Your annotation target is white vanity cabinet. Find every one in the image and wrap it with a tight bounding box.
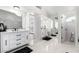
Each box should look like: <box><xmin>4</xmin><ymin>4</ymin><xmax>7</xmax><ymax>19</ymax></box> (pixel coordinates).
<box><xmin>0</xmin><ymin>31</ymin><xmax>28</xmax><ymax>53</ymax></box>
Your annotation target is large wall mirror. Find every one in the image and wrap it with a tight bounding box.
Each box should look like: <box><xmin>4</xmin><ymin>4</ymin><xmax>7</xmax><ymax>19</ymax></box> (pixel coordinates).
<box><xmin>0</xmin><ymin>6</ymin><xmax>22</xmax><ymax>29</ymax></box>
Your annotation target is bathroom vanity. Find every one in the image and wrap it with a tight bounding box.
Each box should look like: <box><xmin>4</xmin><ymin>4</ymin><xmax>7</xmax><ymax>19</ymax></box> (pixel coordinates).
<box><xmin>0</xmin><ymin>31</ymin><xmax>28</xmax><ymax>53</ymax></box>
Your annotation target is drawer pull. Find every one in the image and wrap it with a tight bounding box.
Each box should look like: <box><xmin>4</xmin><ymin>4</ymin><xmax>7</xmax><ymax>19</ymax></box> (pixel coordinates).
<box><xmin>16</xmin><ymin>43</ymin><xmax>21</xmax><ymax>45</ymax></box>
<box><xmin>26</xmin><ymin>36</ymin><xmax>28</xmax><ymax>39</ymax></box>
<box><xmin>5</xmin><ymin>40</ymin><xmax>7</xmax><ymax>46</ymax></box>
<box><xmin>16</xmin><ymin>39</ymin><xmax>21</xmax><ymax>41</ymax></box>
<box><xmin>16</xmin><ymin>34</ymin><xmax>21</xmax><ymax>36</ymax></box>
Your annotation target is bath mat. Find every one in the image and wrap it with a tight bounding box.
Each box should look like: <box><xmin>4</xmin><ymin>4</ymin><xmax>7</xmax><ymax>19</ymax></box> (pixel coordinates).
<box><xmin>14</xmin><ymin>47</ymin><xmax>33</xmax><ymax>53</ymax></box>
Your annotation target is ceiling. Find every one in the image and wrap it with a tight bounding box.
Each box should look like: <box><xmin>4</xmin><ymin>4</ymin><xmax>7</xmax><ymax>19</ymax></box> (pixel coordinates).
<box><xmin>0</xmin><ymin>6</ymin><xmax>77</xmax><ymax>19</ymax></box>
<box><xmin>42</xmin><ymin>6</ymin><xmax>76</xmax><ymax>17</ymax></box>
<box><xmin>21</xmin><ymin>6</ymin><xmax>77</xmax><ymax>19</ymax></box>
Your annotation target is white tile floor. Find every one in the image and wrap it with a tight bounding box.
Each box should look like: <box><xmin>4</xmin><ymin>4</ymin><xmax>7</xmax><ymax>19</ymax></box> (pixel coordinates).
<box><xmin>28</xmin><ymin>37</ymin><xmax>79</xmax><ymax>53</ymax></box>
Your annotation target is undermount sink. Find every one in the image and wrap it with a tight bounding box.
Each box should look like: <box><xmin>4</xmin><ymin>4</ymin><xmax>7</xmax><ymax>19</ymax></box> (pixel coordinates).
<box><xmin>42</xmin><ymin>36</ymin><xmax>52</xmax><ymax>41</ymax></box>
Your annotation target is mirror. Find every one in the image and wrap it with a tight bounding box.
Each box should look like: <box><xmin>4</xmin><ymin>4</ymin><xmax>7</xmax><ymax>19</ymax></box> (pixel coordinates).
<box><xmin>0</xmin><ymin>6</ymin><xmax>22</xmax><ymax>29</ymax></box>
<box><xmin>41</xmin><ymin>14</ymin><xmax>59</xmax><ymax>41</ymax></box>
<box><xmin>61</xmin><ymin>15</ymin><xmax>76</xmax><ymax>45</ymax></box>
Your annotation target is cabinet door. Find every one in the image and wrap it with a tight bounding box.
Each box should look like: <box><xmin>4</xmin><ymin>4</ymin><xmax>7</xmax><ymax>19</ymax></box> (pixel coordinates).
<box><xmin>1</xmin><ymin>33</ymin><xmax>10</xmax><ymax>52</ymax></box>
<box><xmin>9</xmin><ymin>33</ymin><xmax>17</xmax><ymax>50</ymax></box>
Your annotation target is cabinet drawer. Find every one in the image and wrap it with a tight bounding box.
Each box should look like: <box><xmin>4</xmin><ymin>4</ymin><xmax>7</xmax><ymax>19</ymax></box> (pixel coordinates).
<box><xmin>16</xmin><ymin>42</ymin><xmax>24</xmax><ymax>47</ymax></box>
<box><xmin>16</xmin><ymin>37</ymin><xmax>28</xmax><ymax>47</ymax></box>
<box><xmin>16</xmin><ymin>32</ymin><xmax>27</xmax><ymax>37</ymax></box>
<box><xmin>16</xmin><ymin>34</ymin><xmax>21</xmax><ymax>37</ymax></box>
<box><xmin>16</xmin><ymin>38</ymin><xmax>22</xmax><ymax>41</ymax></box>
<box><xmin>16</xmin><ymin>35</ymin><xmax>27</xmax><ymax>42</ymax></box>
<box><xmin>16</xmin><ymin>42</ymin><xmax>22</xmax><ymax>46</ymax></box>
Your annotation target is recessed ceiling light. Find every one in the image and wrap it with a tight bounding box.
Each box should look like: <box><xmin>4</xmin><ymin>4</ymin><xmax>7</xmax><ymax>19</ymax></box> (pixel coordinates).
<box><xmin>13</xmin><ymin>6</ymin><xmax>20</xmax><ymax>9</ymax></box>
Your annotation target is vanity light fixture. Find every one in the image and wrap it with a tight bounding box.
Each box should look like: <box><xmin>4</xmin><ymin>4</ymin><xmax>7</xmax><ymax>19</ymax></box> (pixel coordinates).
<box><xmin>66</xmin><ymin>16</ymin><xmax>76</xmax><ymax>22</ymax></box>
